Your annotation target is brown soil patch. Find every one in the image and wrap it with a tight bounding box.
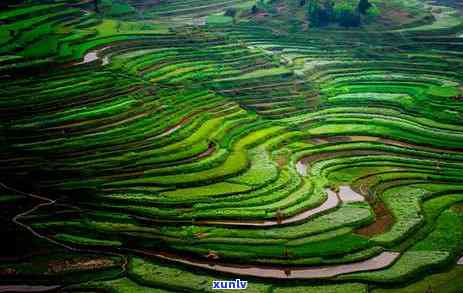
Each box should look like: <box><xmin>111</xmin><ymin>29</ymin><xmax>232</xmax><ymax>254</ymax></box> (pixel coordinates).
<box><xmin>385</xmin><ymin>10</ymin><xmax>411</xmax><ymax>23</ymax></box>
<box><xmin>194</xmin><ymin>232</ymin><xmax>209</xmax><ymax>239</ymax></box>
<box><xmin>306</xmin><ymin>137</ymin><xmax>328</xmax><ymax>144</ymax></box>
<box><xmin>452</xmin><ymin>203</ymin><xmax>463</xmax><ymax>213</ymax></box>
<box><xmin>355</xmin><ymin>201</ymin><xmax>394</xmax><ymax>237</ymax></box>
<box><xmin>322</xmin><ymin>136</ymin><xmax>352</xmax><ymax>142</ymax></box>
<box><xmin>46</xmin><ymin>257</ymin><xmax>115</xmax><ymax>274</ymax></box>
<box><xmin>275</xmin><ymin>155</ymin><xmax>288</xmax><ymax>167</ymax></box>
<box><xmin>255</xmin><ymin>12</ymin><xmax>270</xmax><ymax>18</ymax></box>
<box><xmin>377</xmin><ymin>4</ymin><xmax>414</xmax><ymax>26</ymax></box>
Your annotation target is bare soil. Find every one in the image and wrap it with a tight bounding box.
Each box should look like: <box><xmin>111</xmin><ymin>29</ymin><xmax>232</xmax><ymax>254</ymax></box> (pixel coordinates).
<box><xmin>46</xmin><ymin>257</ymin><xmax>115</xmax><ymax>274</ymax></box>
<box><xmin>355</xmin><ymin>200</ymin><xmax>394</xmax><ymax>237</ymax></box>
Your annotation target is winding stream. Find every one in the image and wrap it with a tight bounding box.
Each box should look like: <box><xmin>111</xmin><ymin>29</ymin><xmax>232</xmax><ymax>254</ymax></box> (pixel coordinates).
<box><xmin>1</xmin><ymin>183</ymin><xmax>129</xmax><ymax>277</ymax></box>
<box><xmin>135</xmin><ymin>249</ymin><xmax>400</xmax><ymax>279</ymax></box>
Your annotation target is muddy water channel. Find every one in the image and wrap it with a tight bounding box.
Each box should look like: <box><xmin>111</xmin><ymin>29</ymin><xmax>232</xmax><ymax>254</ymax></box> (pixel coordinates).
<box><xmin>136</xmin><ymin>250</ymin><xmax>400</xmax><ymax>279</ymax></box>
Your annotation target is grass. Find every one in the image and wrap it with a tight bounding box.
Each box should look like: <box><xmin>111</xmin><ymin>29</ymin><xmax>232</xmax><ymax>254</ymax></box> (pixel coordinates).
<box><xmin>76</xmin><ymin>277</ymin><xmax>171</xmax><ymax>293</ymax></box>
<box><xmin>54</xmin><ymin>234</ymin><xmax>122</xmax><ymax>247</ymax></box>
<box><xmin>273</xmin><ymin>283</ymin><xmax>368</xmax><ymax>293</ymax></box>
<box><xmin>129</xmin><ymin>257</ymin><xmax>272</xmax><ymax>293</ymax></box>
<box><xmin>341</xmin><ymin>207</ymin><xmax>463</xmax><ymax>283</ymax></box>
<box><xmin>1</xmin><ymin>0</ymin><xmax>463</xmax><ymax>291</ymax></box>
<box><xmin>207</xmin><ymin>15</ymin><xmax>234</xmax><ymax>25</ymax></box>
<box><xmin>160</xmin><ymin>182</ymin><xmax>252</xmax><ymax>199</ymax></box>
<box><xmin>373</xmin><ymin>266</ymin><xmax>463</xmax><ymax>293</ymax></box>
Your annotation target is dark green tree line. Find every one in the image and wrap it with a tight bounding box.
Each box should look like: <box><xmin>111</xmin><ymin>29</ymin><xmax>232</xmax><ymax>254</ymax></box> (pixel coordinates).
<box><xmin>306</xmin><ymin>0</ymin><xmax>376</xmax><ymax>27</ymax></box>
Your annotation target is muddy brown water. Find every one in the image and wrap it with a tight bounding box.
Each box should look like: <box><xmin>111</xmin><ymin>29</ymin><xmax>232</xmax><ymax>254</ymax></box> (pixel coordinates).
<box><xmin>295</xmin><ymin>158</ymin><xmax>394</xmax><ymax>237</ymax></box>
<box><xmin>295</xmin><ymin>158</ymin><xmax>365</xmax><ymax>203</ymax></box>
<box><xmin>80</xmin><ymin>51</ymin><xmax>98</xmax><ymax>64</ymax></box>
<box><xmin>355</xmin><ymin>197</ymin><xmax>394</xmax><ymax>237</ymax></box>
<box><xmin>337</xmin><ymin>186</ymin><xmax>365</xmax><ymax>202</ymax></box>
<box><xmin>77</xmin><ymin>46</ymin><xmax>112</xmax><ymax>65</ymax></box>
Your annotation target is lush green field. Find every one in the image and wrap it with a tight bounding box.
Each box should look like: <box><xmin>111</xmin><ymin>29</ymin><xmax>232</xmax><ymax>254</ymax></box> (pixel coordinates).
<box><xmin>1</xmin><ymin>0</ymin><xmax>463</xmax><ymax>292</ymax></box>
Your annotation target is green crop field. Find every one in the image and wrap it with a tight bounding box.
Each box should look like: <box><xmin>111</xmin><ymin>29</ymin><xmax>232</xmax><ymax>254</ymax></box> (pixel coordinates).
<box><xmin>0</xmin><ymin>0</ymin><xmax>462</xmax><ymax>292</ymax></box>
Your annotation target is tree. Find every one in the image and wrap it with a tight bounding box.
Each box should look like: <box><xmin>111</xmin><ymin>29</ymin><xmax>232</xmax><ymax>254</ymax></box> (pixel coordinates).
<box><xmin>307</xmin><ymin>0</ymin><xmax>371</xmax><ymax>27</ymax></box>
<box><xmin>358</xmin><ymin>0</ymin><xmax>372</xmax><ymax>14</ymax></box>
<box><xmin>224</xmin><ymin>8</ymin><xmax>237</xmax><ymax>18</ymax></box>
<box><xmin>0</xmin><ymin>0</ymin><xmax>23</xmax><ymax>10</ymax></box>
<box><xmin>94</xmin><ymin>0</ymin><xmax>99</xmax><ymax>13</ymax></box>
<box><xmin>251</xmin><ymin>4</ymin><xmax>258</xmax><ymax>14</ymax></box>
<box><xmin>308</xmin><ymin>0</ymin><xmax>333</xmax><ymax>27</ymax></box>
<box><xmin>334</xmin><ymin>0</ymin><xmax>361</xmax><ymax>27</ymax></box>
<box><xmin>338</xmin><ymin>8</ymin><xmax>360</xmax><ymax>27</ymax></box>
<box><xmin>307</xmin><ymin>0</ymin><xmax>322</xmax><ymax>26</ymax></box>
<box><xmin>323</xmin><ymin>0</ymin><xmax>334</xmax><ymax>22</ymax></box>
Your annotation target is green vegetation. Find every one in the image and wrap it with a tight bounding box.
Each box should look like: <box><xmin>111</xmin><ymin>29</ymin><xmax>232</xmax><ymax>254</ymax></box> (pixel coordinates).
<box><xmin>373</xmin><ymin>266</ymin><xmax>463</xmax><ymax>293</ymax></box>
<box><xmin>307</xmin><ymin>0</ymin><xmax>378</xmax><ymax>27</ymax></box>
<box><xmin>1</xmin><ymin>0</ymin><xmax>463</xmax><ymax>292</ymax></box>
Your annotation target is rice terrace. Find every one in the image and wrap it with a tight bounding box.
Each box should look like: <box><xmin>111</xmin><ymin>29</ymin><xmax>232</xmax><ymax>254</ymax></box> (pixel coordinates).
<box><xmin>1</xmin><ymin>0</ymin><xmax>463</xmax><ymax>292</ymax></box>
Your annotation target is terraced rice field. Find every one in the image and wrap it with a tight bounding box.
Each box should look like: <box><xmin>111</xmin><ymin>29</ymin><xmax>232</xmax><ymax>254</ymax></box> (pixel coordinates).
<box><xmin>1</xmin><ymin>0</ymin><xmax>463</xmax><ymax>292</ymax></box>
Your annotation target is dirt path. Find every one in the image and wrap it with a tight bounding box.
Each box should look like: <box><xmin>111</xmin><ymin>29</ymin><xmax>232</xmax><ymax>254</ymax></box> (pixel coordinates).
<box><xmin>152</xmin><ymin>122</ymin><xmax>183</xmax><ymax>139</ymax></box>
<box><xmin>0</xmin><ymin>182</ymin><xmax>129</xmax><ymax>280</ymax></box>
